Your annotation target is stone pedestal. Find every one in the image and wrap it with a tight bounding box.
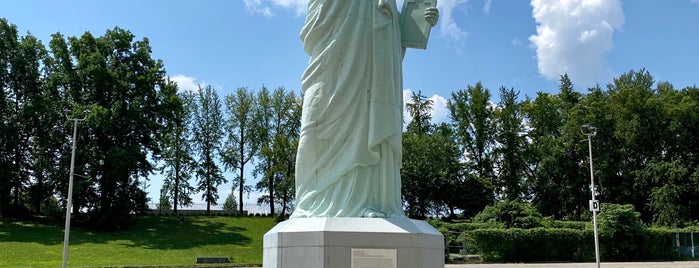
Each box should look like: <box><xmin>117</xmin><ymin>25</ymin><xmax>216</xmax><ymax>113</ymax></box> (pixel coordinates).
<box><xmin>263</xmin><ymin>217</ymin><xmax>444</xmax><ymax>268</ymax></box>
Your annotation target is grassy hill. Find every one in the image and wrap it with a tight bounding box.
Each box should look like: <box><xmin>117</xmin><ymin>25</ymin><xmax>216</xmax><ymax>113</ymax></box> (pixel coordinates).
<box><xmin>0</xmin><ymin>215</ymin><xmax>277</xmax><ymax>267</ymax></box>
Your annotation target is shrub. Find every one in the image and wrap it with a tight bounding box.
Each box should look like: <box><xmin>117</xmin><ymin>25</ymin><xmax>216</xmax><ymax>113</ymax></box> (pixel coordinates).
<box><xmin>464</xmin><ymin>228</ymin><xmax>593</xmax><ymax>262</ymax></box>
<box><xmin>473</xmin><ymin>200</ymin><xmax>543</xmax><ymax>229</ymax></box>
<box><xmin>597</xmin><ymin>203</ymin><xmax>644</xmax><ymax>261</ymax></box>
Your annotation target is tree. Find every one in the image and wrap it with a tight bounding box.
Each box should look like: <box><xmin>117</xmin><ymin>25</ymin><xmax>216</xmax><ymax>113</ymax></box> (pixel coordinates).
<box><xmin>254</xmin><ymin>87</ymin><xmax>300</xmax><ymax>216</ymax></box>
<box><xmin>158</xmin><ymin>89</ymin><xmax>196</xmax><ymax>213</ymax></box>
<box><xmin>60</xmin><ymin>27</ymin><xmax>176</xmax><ymax>230</ymax></box>
<box><xmin>0</xmin><ymin>19</ymin><xmax>15</xmax><ymax>218</ymax></box>
<box><xmin>0</xmin><ymin>20</ymin><xmax>54</xmax><ymax>218</ymax></box>
<box><xmin>448</xmin><ymin>82</ymin><xmax>496</xmax><ymax>202</ymax></box>
<box><xmin>402</xmin><ymin>92</ymin><xmax>474</xmax><ymax>218</ymax></box>
<box><xmin>493</xmin><ymin>87</ymin><xmax>528</xmax><ymax>201</ymax></box>
<box><xmin>405</xmin><ymin>90</ymin><xmax>433</xmax><ymax>135</ymax></box>
<box><xmin>157</xmin><ymin>187</ymin><xmax>171</xmax><ymax>212</ymax></box>
<box><xmin>192</xmin><ymin>85</ymin><xmax>225</xmax><ymax>213</ymax></box>
<box><xmin>222</xmin><ymin>87</ymin><xmax>259</xmax><ymax>214</ymax></box>
<box><xmin>604</xmin><ymin>69</ymin><xmax>665</xmax><ymax>222</ymax></box>
<box><xmin>222</xmin><ymin>192</ymin><xmax>239</xmax><ymax>213</ymax></box>
<box><xmin>25</xmin><ymin>33</ymin><xmax>64</xmax><ymax>216</ymax></box>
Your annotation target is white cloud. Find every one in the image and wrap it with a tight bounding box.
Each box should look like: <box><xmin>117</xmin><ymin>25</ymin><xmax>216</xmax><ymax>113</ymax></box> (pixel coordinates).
<box><xmin>483</xmin><ymin>0</ymin><xmax>493</xmax><ymax>14</ymax></box>
<box><xmin>243</xmin><ymin>0</ymin><xmax>307</xmax><ymax>17</ymax></box>
<box><xmin>402</xmin><ymin>89</ymin><xmax>450</xmax><ymax>126</ymax></box>
<box><xmin>511</xmin><ymin>37</ymin><xmax>523</xmax><ymax>47</ymax></box>
<box><xmin>271</xmin><ymin>0</ymin><xmax>308</xmax><ymax>15</ymax></box>
<box><xmin>429</xmin><ymin>94</ymin><xmax>449</xmax><ymax>123</ymax></box>
<box><xmin>170</xmin><ymin>74</ymin><xmax>199</xmax><ymax>92</ymax></box>
<box><xmin>437</xmin><ymin>0</ymin><xmax>468</xmax><ymax>41</ymax></box>
<box><xmin>529</xmin><ymin>0</ymin><xmax>624</xmax><ymax>86</ymax></box>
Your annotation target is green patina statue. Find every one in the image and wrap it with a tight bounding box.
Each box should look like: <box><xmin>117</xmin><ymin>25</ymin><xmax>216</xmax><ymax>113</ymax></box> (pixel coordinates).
<box><xmin>291</xmin><ymin>0</ymin><xmax>438</xmax><ymax>218</ymax></box>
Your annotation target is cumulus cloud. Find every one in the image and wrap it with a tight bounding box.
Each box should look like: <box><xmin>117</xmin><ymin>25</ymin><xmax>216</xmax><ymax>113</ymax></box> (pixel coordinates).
<box><xmin>437</xmin><ymin>0</ymin><xmax>468</xmax><ymax>41</ymax></box>
<box><xmin>243</xmin><ymin>0</ymin><xmax>307</xmax><ymax>17</ymax></box>
<box><xmin>529</xmin><ymin>0</ymin><xmax>624</xmax><ymax>86</ymax></box>
<box><xmin>271</xmin><ymin>0</ymin><xmax>308</xmax><ymax>15</ymax></box>
<box><xmin>170</xmin><ymin>74</ymin><xmax>199</xmax><ymax>92</ymax></box>
<box><xmin>403</xmin><ymin>89</ymin><xmax>450</xmax><ymax>125</ymax></box>
<box><xmin>243</xmin><ymin>0</ymin><xmax>275</xmax><ymax>17</ymax></box>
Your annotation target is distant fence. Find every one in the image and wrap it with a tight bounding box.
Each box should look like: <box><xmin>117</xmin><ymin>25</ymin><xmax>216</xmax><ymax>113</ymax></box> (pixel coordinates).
<box><xmin>147</xmin><ymin>202</ymin><xmax>277</xmax><ymax>216</ymax></box>
<box><xmin>676</xmin><ymin>231</ymin><xmax>698</xmax><ymax>259</ymax></box>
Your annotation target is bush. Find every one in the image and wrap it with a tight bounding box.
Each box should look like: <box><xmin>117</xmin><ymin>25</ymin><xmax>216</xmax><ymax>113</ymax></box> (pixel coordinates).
<box><xmin>641</xmin><ymin>227</ymin><xmax>678</xmax><ymax>260</ymax></box>
<box><xmin>541</xmin><ymin>216</ymin><xmax>588</xmax><ymax>230</ymax></box>
<box><xmin>222</xmin><ymin>193</ymin><xmax>240</xmax><ymax>215</ymax></box>
<box><xmin>597</xmin><ymin>203</ymin><xmax>645</xmax><ymax>261</ymax></box>
<box><xmin>473</xmin><ymin>200</ymin><xmax>543</xmax><ymax>229</ymax></box>
<box><xmin>464</xmin><ymin>228</ymin><xmax>593</xmax><ymax>262</ymax></box>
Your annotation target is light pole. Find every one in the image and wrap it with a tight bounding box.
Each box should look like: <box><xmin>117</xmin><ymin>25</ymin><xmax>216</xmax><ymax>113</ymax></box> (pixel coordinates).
<box><xmin>581</xmin><ymin>124</ymin><xmax>600</xmax><ymax>268</ymax></box>
<box><xmin>62</xmin><ymin>110</ymin><xmax>88</xmax><ymax>268</ymax></box>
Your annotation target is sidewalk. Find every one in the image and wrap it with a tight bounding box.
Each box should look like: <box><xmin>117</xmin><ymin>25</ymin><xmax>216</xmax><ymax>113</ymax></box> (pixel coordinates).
<box><xmin>446</xmin><ymin>262</ymin><xmax>699</xmax><ymax>268</ymax></box>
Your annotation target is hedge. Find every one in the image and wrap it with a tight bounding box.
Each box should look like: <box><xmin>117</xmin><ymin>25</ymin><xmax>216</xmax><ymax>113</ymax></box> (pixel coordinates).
<box><xmin>460</xmin><ymin>227</ymin><xmax>680</xmax><ymax>262</ymax></box>
<box><xmin>463</xmin><ymin>228</ymin><xmax>593</xmax><ymax>262</ymax></box>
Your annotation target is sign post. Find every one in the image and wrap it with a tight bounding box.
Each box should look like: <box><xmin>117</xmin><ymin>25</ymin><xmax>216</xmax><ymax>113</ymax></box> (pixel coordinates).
<box><xmin>582</xmin><ymin>124</ymin><xmax>601</xmax><ymax>268</ymax></box>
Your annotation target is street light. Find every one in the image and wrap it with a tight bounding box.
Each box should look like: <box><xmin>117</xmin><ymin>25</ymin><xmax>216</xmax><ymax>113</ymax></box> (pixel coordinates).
<box><xmin>62</xmin><ymin>110</ymin><xmax>88</xmax><ymax>268</ymax></box>
<box><xmin>581</xmin><ymin>124</ymin><xmax>600</xmax><ymax>268</ymax></box>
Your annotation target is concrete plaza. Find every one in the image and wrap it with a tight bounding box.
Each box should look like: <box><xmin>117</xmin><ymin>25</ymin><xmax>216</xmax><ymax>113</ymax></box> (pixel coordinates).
<box><xmin>446</xmin><ymin>262</ymin><xmax>699</xmax><ymax>268</ymax></box>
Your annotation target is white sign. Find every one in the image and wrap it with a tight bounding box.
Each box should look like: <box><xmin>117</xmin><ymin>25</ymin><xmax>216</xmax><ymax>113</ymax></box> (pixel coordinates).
<box><xmin>351</xmin><ymin>248</ymin><xmax>397</xmax><ymax>268</ymax></box>
<box><xmin>589</xmin><ymin>200</ymin><xmax>600</xmax><ymax>212</ymax></box>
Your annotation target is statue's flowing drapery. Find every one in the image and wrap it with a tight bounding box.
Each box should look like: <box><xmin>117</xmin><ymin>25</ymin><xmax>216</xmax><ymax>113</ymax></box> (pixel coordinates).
<box><xmin>291</xmin><ymin>0</ymin><xmax>405</xmax><ymax>218</ymax></box>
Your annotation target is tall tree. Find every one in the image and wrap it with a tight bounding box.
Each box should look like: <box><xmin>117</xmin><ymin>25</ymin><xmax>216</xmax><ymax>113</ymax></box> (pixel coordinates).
<box><xmin>524</xmin><ymin>74</ymin><xmax>588</xmax><ymax>220</ymax></box>
<box><xmin>604</xmin><ymin>69</ymin><xmax>665</xmax><ymax>222</ymax></box>
<box><xmin>192</xmin><ymin>85</ymin><xmax>225</xmax><ymax>213</ymax></box>
<box><xmin>402</xmin><ymin>92</ymin><xmax>472</xmax><ymax>218</ymax></box>
<box><xmin>271</xmin><ymin>92</ymin><xmax>302</xmax><ymax>217</ymax></box>
<box><xmin>402</xmin><ymin>91</ymin><xmax>435</xmax><ymax>218</ymax></box>
<box><xmin>158</xmin><ymin>89</ymin><xmax>196</xmax><ymax>213</ymax></box>
<box><xmin>0</xmin><ymin>19</ymin><xmax>15</xmax><ymax>217</ymax></box>
<box><xmin>254</xmin><ymin>87</ymin><xmax>299</xmax><ymax>216</ymax></box>
<box><xmin>448</xmin><ymin>82</ymin><xmax>496</xmax><ymax>201</ymax></box>
<box><xmin>405</xmin><ymin>90</ymin><xmax>433</xmax><ymax>135</ymax></box>
<box><xmin>0</xmin><ymin>19</ymin><xmax>34</xmax><ymax>217</ymax></box>
<box><xmin>494</xmin><ymin>87</ymin><xmax>528</xmax><ymax>201</ymax></box>
<box><xmin>23</xmin><ymin>33</ymin><xmax>63</xmax><ymax>215</ymax></box>
<box><xmin>222</xmin><ymin>87</ymin><xmax>259</xmax><ymax>214</ymax></box>
<box><xmin>60</xmin><ymin>27</ymin><xmax>177</xmax><ymax>229</ymax></box>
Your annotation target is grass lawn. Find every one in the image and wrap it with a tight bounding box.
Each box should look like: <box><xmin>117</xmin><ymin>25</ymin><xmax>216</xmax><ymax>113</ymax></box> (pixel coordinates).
<box><xmin>0</xmin><ymin>215</ymin><xmax>277</xmax><ymax>267</ymax></box>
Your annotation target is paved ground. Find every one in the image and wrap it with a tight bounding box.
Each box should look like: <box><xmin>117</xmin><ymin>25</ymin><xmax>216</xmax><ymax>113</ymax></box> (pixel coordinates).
<box><xmin>446</xmin><ymin>262</ymin><xmax>699</xmax><ymax>268</ymax></box>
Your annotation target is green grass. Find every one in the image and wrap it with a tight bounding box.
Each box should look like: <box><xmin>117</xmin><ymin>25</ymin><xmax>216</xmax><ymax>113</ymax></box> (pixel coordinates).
<box><xmin>0</xmin><ymin>215</ymin><xmax>277</xmax><ymax>267</ymax></box>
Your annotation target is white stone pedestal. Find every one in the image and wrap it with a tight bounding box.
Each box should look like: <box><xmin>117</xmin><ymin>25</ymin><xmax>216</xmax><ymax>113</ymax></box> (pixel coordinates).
<box><xmin>263</xmin><ymin>217</ymin><xmax>444</xmax><ymax>268</ymax></box>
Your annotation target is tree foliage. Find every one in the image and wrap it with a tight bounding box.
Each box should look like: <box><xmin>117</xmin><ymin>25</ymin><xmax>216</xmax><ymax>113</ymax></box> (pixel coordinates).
<box><xmin>221</xmin><ymin>87</ymin><xmax>259</xmax><ymax>214</ymax></box>
<box><xmin>192</xmin><ymin>85</ymin><xmax>225</xmax><ymax>213</ymax></box>
<box><xmin>158</xmin><ymin>90</ymin><xmax>197</xmax><ymax>213</ymax></box>
<box><xmin>4</xmin><ymin>17</ymin><xmax>699</xmax><ymax>229</ymax></box>
<box><xmin>254</xmin><ymin>87</ymin><xmax>300</xmax><ymax>217</ymax></box>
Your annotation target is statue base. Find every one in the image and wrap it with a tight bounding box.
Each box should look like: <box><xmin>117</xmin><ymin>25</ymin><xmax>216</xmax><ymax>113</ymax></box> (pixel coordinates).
<box><xmin>263</xmin><ymin>217</ymin><xmax>444</xmax><ymax>268</ymax></box>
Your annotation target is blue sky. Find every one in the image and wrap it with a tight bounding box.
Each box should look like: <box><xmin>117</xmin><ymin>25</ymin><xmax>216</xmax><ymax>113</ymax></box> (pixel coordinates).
<box><xmin>3</xmin><ymin>0</ymin><xmax>698</xmax><ymax>209</ymax></box>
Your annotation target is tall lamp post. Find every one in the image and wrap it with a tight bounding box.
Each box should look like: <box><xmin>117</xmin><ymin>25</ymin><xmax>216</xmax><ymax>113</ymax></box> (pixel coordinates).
<box><xmin>581</xmin><ymin>124</ymin><xmax>600</xmax><ymax>268</ymax></box>
<box><xmin>62</xmin><ymin>110</ymin><xmax>88</xmax><ymax>268</ymax></box>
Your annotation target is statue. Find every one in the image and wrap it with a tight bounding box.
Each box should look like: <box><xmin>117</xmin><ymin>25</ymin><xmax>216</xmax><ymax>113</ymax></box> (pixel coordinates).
<box><xmin>291</xmin><ymin>0</ymin><xmax>439</xmax><ymax>218</ymax></box>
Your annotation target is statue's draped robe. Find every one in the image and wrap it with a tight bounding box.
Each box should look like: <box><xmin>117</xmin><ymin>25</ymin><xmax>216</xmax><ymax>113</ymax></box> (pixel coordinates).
<box><xmin>291</xmin><ymin>0</ymin><xmax>405</xmax><ymax>218</ymax></box>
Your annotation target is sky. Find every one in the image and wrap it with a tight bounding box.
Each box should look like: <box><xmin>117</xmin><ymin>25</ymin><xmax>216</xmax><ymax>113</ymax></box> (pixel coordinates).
<box><xmin>3</xmin><ymin>0</ymin><xmax>698</xmax><ymax>210</ymax></box>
